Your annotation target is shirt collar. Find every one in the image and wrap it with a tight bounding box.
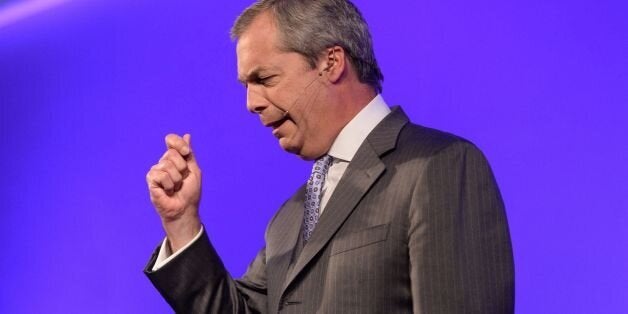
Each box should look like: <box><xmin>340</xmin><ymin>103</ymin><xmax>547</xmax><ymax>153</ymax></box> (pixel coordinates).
<box><xmin>327</xmin><ymin>94</ymin><xmax>391</xmax><ymax>162</ymax></box>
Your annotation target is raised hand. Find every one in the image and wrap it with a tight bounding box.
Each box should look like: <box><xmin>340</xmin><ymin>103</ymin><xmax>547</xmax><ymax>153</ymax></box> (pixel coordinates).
<box><xmin>146</xmin><ymin>134</ymin><xmax>202</xmax><ymax>252</ymax></box>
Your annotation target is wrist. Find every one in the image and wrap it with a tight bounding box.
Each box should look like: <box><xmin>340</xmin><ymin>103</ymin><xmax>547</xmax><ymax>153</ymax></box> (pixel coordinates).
<box><xmin>162</xmin><ymin>214</ymin><xmax>202</xmax><ymax>253</ymax></box>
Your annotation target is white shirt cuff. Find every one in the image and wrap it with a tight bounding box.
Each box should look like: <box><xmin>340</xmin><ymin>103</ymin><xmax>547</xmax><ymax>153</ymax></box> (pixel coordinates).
<box><xmin>151</xmin><ymin>225</ymin><xmax>204</xmax><ymax>271</ymax></box>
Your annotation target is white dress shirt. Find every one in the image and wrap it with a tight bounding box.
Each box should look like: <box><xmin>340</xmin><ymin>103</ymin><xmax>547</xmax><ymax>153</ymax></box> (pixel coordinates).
<box><xmin>152</xmin><ymin>95</ymin><xmax>391</xmax><ymax>271</ymax></box>
<box><xmin>318</xmin><ymin>94</ymin><xmax>390</xmax><ymax>213</ymax></box>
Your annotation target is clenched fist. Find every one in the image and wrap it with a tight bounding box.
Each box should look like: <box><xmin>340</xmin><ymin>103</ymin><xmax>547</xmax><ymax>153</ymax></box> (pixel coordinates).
<box><xmin>146</xmin><ymin>134</ymin><xmax>202</xmax><ymax>252</ymax></box>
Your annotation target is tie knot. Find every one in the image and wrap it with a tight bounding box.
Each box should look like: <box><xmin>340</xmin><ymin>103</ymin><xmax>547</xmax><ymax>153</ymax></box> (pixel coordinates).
<box><xmin>312</xmin><ymin>155</ymin><xmax>333</xmax><ymax>174</ymax></box>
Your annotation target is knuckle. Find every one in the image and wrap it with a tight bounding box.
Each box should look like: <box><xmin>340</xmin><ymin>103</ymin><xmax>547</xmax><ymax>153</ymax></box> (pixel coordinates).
<box><xmin>155</xmin><ymin>171</ymin><xmax>170</xmax><ymax>183</ymax></box>
<box><xmin>164</xmin><ymin>159</ymin><xmax>177</xmax><ymax>170</ymax></box>
<box><xmin>146</xmin><ymin>167</ymin><xmax>159</xmax><ymax>181</ymax></box>
<box><xmin>160</xmin><ymin>150</ymin><xmax>172</xmax><ymax>161</ymax></box>
<box><xmin>158</xmin><ymin>159</ymin><xmax>173</xmax><ymax>171</ymax></box>
<box><xmin>165</xmin><ymin>133</ymin><xmax>179</xmax><ymax>143</ymax></box>
<box><xmin>167</xmin><ymin>148</ymin><xmax>183</xmax><ymax>160</ymax></box>
<box><xmin>151</xmin><ymin>170</ymin><xmax>163</xmax><ymax>181</ymax></box>
<box><xmin>172</xmin><ymin>170</ymin><xmax>183</xmax><ymax>181</ymax></box>
<box><xmin>160</xmin><ymin>176</ymin><xmax>173</xmax><ymax>188</ymax></box>
<box><xmin>170</xmin><ymin>155</ymin><xmax>188</xmax><ymax>170</ymax></box>
<box><xmin>153</xmin><ymin>162</ymin><xmax>164</xmax><ymax>171</ymax></box>
<box><xmin>164</xmin><ymin>156</ymin><xmax>186</xmax><ymax>172</ymax></box>
<box><xmin>161</xmin><ymin>148</ymin><xmax>181</xmax><ymax>161</ymax></box>
<box><xmin>166</xmin><ymin>134</ymin><xmax>183</xmax><ymax>147</ymax></box>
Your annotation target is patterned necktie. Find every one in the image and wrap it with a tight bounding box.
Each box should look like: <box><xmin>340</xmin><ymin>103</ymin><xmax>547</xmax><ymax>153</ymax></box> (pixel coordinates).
<box><xmin>303</xmin><ymin>155</ymin><xmax>333</xmax><ymax>242</ymax></box>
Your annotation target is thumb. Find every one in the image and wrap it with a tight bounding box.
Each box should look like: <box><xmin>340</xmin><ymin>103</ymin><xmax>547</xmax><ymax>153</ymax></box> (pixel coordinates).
<box><xmin>183</xmin><ymin>133</ymin><xmax>200</xmax><ymax>172</ymax></box>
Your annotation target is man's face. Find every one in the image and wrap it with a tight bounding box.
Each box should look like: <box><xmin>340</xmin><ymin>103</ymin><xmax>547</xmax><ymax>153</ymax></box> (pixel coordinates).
<box><xmin>236</xmin><ymin>12</ymin><xmax>337</xmax><ymax>160</ymax></box>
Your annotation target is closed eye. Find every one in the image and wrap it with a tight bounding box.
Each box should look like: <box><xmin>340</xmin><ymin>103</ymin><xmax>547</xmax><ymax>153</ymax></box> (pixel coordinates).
<box><xmin>255</xmin><ymin>75</ymin><xmax>276</xmax><ymax>86</ymax></box>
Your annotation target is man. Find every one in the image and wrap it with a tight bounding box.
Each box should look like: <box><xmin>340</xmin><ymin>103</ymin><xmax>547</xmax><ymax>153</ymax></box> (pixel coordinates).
<box><xmin>144</xmin><ymin>0</ymin><xmax>514</xmax><ymax>313</ymax></box>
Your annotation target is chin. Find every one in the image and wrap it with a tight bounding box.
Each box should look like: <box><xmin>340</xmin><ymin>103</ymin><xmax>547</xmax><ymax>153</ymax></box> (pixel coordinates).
<box><xmin>278</xmin><ymin>137</ymin><xmax>302</xmax><ymax>155</ymax></box>
<box><xmin>278</xmin><ymin>136</ymin><xmax>325</xmax><ymax>161</ymax></box>
<box><xmin>280</xmin><ymin>142</ymin><xmax>317</xmax><ymax>161</ymax></box>
<box><xmin>295</xmin><ymin>145</ymin><xmax>327</xmax><ymax>161</ymax></box>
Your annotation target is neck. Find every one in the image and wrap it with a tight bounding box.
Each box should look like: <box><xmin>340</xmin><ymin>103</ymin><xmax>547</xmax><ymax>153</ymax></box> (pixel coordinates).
<box><xmin>332</xmin><ymin>82</ymin><xmax>378</xmax><ymax>130</ymax></box>
<box><xmin>301</xmin><ymin>76</ymin><xmax>377</xmax><ymax>161</ymax></box>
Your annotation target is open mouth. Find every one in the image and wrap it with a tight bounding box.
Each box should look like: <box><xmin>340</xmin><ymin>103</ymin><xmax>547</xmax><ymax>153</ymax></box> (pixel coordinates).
<box><xmin>266</xmin><ymin>118</ymin><xmax>285</xmax><ymax>129</ymax></box>
<box><xmin>262</xmin><ymin>113</ymin><xmax>290</xmax><ymax>129</ymax></box>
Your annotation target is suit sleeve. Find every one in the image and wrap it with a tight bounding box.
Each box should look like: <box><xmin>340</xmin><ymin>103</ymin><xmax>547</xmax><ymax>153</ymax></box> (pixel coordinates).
<box><xmin>144</xmin><ymin>230</ymin><xmax>268</xmax><ymax>313</ymax></box>
<box><xmin>408</xmin><ymin>141</ymin><xmax>515</xmax><ymax>313</ymax></box>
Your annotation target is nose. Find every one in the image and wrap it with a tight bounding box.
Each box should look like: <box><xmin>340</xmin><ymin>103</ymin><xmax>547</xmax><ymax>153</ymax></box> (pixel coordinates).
<box><xmin>246</xmin><ymin>85</ymin><xmax>268</xmax><ymax>114</ymax></box>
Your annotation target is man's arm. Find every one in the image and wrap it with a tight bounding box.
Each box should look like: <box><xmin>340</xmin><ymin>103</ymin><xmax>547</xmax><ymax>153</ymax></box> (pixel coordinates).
<box><xmin>145</xmin><ymin>134</ymin><xmax>268</xmax><ymax>313</ymax></box>
<box><xmin>144</xmin><ymin>229</ymin><xmax>268</xmax><ymax>313</ymax></box>
<box><xmin>408</xmin><ymin>141</ymin><xmax>515</xmax><ymax>313</ymax></box>
<box><xmin>146</xmin><ymin>134</ymin><xmax>202</xmax><ymax>252</ymax></box>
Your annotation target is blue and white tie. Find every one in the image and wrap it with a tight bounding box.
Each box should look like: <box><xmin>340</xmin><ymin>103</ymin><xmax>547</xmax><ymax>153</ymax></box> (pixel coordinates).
<box><xmin>303</xmin><ymin>155</ymin><xmax>333</xmax><ymax>242</ymax></box>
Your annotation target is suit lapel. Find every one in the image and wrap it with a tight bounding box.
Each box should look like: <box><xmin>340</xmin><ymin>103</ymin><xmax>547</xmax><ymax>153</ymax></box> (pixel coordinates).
<box><xmin>280</xmin><ymin>107</ymin><xmax>409</xmax><ymax>293</ymax></box>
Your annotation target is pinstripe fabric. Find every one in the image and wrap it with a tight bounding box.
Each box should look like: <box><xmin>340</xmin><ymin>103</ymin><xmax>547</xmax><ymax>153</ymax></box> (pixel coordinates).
<box><xmin>145</xmin><ymin>107</ymin><xmax>515</xmax><ymax>313</ymax></box>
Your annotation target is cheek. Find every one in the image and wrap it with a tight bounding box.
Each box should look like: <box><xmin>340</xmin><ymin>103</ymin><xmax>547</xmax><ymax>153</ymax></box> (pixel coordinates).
<box><xmin>269</xmin><ymin>87</ymin><xmax>296</xmax><ymax>110</ymax></box>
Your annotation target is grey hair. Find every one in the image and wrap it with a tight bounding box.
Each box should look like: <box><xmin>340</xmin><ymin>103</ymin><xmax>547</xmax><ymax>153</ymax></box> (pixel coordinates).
<box><xmin>231</xmin><ymin>0</ymin><xmax>384</xmax><ymax>93</ymax></box>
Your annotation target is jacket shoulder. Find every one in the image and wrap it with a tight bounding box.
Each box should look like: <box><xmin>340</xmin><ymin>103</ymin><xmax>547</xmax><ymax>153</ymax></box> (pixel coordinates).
<box><xmin>395</xmin><ymin>122</ymin><xmax>480</xmax><ymax>158</ymax></box>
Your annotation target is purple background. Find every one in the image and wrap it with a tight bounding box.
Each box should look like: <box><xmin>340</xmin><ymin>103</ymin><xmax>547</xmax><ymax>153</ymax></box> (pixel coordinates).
<box><xmin>1</xmin><ymin>0</ymin><xmax>626</xmax><ymax>313</ymax></box>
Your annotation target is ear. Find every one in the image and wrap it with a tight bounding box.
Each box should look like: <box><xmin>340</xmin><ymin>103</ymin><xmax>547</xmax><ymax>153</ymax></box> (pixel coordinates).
<box><xmin>317</xmin><ymin>46</ymin><xmax>346</xmax><ymax>84</ymax></box>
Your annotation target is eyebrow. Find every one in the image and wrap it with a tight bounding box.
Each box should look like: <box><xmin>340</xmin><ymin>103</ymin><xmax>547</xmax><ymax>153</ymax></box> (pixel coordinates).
<box><xmin>237</xmin><ymin>66</ymin><xmax>274</xmax><ymax>84</ymax></box>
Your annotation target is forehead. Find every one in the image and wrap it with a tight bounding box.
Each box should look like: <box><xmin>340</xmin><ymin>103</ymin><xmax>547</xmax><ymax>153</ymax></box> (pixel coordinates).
<box><xmin>236</xmin><ymin>11</ymin><xmax>282</xmax><ymax>81</ymax></box>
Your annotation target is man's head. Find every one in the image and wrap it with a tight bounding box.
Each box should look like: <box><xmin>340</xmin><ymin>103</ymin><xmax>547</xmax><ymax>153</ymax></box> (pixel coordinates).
<box><xmin>233</xmin><ymin>0</ymin><xmax>383</xmax><ymax>160</ymax></box>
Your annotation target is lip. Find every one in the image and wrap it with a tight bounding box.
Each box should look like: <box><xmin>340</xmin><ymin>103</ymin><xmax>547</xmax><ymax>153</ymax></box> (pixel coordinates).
<box><xmin>271</xmin><ymin>119</ymin><xmax>286</xmax><ymax>137</ymax></box>
<box><xmin>261</xmin><ymin>114</ymin><xmax>287</xmax><ymax>128</ymax></box>
<box><xmin>263</xmin><ymin>119</ymin><xmax>283</xmax><ymax>128</ymax></box>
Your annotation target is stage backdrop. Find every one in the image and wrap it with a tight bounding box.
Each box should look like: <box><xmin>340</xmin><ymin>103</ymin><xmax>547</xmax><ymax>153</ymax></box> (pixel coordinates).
<box><xmin>0</xmin><ymin>0</ymin><xmax>626</xmax><ymax>313</ymax></box>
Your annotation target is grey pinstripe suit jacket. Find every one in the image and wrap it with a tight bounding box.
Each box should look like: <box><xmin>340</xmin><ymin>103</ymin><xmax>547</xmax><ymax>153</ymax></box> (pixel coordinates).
<box><xmin>145</xmin><ymin>107</ymin><xmax>515</xmax><ymax>313</ymax></box>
